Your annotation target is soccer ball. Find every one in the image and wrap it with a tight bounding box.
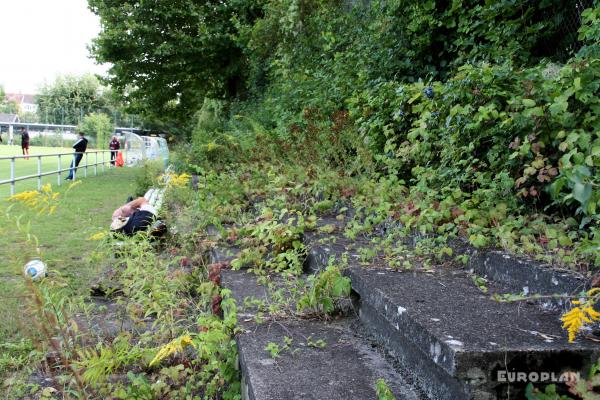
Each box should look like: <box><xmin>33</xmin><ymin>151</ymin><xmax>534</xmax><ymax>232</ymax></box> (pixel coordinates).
<box><xmin>24</xmin><ymin>259</ymin><xmax>47</xmax><ymax>281</ymax></box>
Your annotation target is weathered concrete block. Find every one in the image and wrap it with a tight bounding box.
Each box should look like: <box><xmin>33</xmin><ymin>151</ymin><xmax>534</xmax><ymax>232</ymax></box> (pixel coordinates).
<box><xmin>467</xmin><ymin>249</ymin><xmax>587</xmax><ymax>298</ymax></box>
<box><xmin>306</xmin><ymin>236</ymin><xmax>600</xmax><ymax>400</ymax></box>
<box><xmin>236</xmin><ymin>319</ymin><xmax>421</xmax><ymax>400</ymax></box>
<box><xmin>209</xmin><ymin>246</ymin><xmax>240</xmax><ymax>265</ymax></box>
<box><xmin>221</xmin><ymin>270</ymin><xmax>422</xmax><ymax>400</ymax></box>
<box><xmin>345</xmin><ymin>205</ymin><xmax>588</xmax><ymax>300</ymax></box>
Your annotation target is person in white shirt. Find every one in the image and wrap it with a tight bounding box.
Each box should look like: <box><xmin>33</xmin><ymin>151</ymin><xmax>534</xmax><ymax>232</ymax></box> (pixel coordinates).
<box><xmin>111</xmin><ymin>197</ymin><xmax>158</xmax><ymax>235</ymax></box>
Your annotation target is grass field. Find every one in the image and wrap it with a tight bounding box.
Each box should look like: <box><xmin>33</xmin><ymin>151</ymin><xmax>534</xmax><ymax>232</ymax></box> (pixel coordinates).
<box><xmin>0</xmin><ymin>166</ymin><xmax>140</xmax><ymax>376</ymax></box>
<box><xmin>0</xmin><ymin>145</ymin><xmax>109</xmax><ymax>197</ymax></box>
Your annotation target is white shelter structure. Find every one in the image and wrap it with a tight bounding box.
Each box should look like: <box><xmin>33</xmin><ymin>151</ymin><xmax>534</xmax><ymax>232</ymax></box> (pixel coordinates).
<box><xmin>124</xmin><ymin>132</ymin><xmax>169</xmax><ymax>167</ymax></box>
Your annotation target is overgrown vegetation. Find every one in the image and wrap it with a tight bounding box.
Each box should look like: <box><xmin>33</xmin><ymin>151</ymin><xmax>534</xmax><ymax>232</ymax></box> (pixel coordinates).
<box><xmin>93</xmin><ymin>0</ymin><xmax>600</xmax><ymax>270</ymax></box>
<box><xmin>1</xmin><ymin>169</ymin><xmax>242</xmax><ymax>398</ymax></box>
<box><xmin>3</xmin><ymin>0</ymin><xmax>598</xmax><ymax>398</ymax></box>
<box><xmin>1</xmin><ymin>158</ymin><xmax>364</xmax><ymax>398</ymax></box>
<box><xmin>153</xmin><ymin>0</ymin><xmax>600</xmax><ymax>272</ymax></box>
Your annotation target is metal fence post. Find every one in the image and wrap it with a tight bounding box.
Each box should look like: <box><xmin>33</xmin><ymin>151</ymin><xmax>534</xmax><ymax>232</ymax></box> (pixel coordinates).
<box><xmin>58</xmin><ymin>155</ymin><xmax>62</xmax><ymax>186</ymax></box>
<box><xmin>1</xmin><ymin>149</ymin><xmax>121</xmax><ymax>195</ymax></box>
<box><xmin>37</xmin><ymin>156</ymin><xmax>42</xmax><ymax>190</ymax></box>
<box><xmin>10</xmin><ymin>158</ymin><xmax>15</xmax><ymax>196</ymax></box>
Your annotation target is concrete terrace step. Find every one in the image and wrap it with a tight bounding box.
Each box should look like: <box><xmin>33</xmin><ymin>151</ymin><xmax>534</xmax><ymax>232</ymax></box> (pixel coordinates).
<box><xmin>306</xmin><ymin>232</ymin><xmax>600</xmax><ymax>400</ymax></box>
<box><xmin>221</xmin><ymin>269</ymin><xmax>423</xmax><ymax>400</ymax></box>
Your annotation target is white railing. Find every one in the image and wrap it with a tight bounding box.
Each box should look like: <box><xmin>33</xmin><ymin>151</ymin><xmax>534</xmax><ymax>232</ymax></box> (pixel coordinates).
<box><xmin>0</xmin><ymin>150</ymin><xmax>115</xmax><ymax>196</ymax></box>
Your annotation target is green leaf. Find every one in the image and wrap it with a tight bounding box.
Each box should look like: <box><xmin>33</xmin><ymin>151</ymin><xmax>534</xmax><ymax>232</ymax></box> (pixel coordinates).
<box><xmin>408</xmin><ymin>92</ymin><xmax>421</xmax><ymax>104</ymax></box>
<box><xmin>573</xmin><ymin>183</ymin><xmax>592</xmax><ymax>206</ymax></box>
<box><xmin>526</xmin><ymin>106</ymin><xmax>544</xmax><ymax>117</ymax></box>
<box><xmin>585</xmin><ymin>155</ymin><xmax>594</xmax><ymax>166</ymax></box>
<box><xmin>558</xmin><ymin>235</ymin><xmax>573</xmax><ymax>246</ymax></box>
<box><xmin>587</xmin><ymin>201</ymin><xmax>597</xmax><ymax>216</ymax></box>
<box><xmin>522</xmin><ymin>99</ymin><xmax>536</xmax><ymax>108</ymax></box>
<box><xmin>332</xmin><ymin>277</ymin><xmax>350</xmax><ymax>297</ymax></box>
<box><xmin>321</xmin><ymin>297</ymin><xmax>334</xmax><ymax>313</ymax></box>
<box><xmin>549</xmin><ymin>98</ymin><xmax>568</xmax><ymax>115</ymax></box>
<box><xmin>469</xmin><ymin>234</ymin><xmax>488</xmax><ymax>248</ymax></box>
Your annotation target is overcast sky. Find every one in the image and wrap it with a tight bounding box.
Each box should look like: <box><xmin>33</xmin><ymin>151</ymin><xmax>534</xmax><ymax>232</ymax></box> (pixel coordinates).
<box><xmin>0</xmin><ymin>0</ymin><xmax>108</xmax><ymax>94</ymax></box>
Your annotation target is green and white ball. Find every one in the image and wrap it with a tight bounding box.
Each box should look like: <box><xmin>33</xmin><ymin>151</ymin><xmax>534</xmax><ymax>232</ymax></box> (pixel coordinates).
<box><xmin>24</xmin><ymin>259</ymin><xmax>47</xmax><ymax>281</ymax></box>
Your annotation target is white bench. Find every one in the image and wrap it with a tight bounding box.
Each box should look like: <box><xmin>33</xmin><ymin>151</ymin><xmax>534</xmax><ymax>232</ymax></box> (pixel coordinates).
<box><xmin>144</xmin><ymin>188</ymin><xmax>165</xmax><ymax>211</ymax></box>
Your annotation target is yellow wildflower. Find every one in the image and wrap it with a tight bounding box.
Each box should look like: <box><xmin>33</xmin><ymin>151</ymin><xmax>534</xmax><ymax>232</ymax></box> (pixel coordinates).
<box><xmin>586</xmin><ymin>306</ymin><xmax>600</xmax><ymax>320</ymax></box>
<box><xmin>87</xmin><ymin>231</ymin><xmax>108</xmax><ymax>241</ymax></box>
<box><xmin>562</xmin><ymin>301</ymin><xmax>600</xmax><ymax>342</ymax></box>
<box><xmin>162</xmin><ymin>172</ymin><xmax>191</xmax><ymax>188</ymax></box>
<box><xmin>9</xmin><ymin>190</ymin><xmax>41</xmax><ymax>207</ymax></box>
<box><xmin>206</xmin><ymin>142</ymin><xmax>218</xmax><ymax>152</ymax></box>
<box><xmin>8</xmin><ymin>185</ymin><xmax>64</xmax><ymax>215</ymax></box>
<box><xmin>562</xmin><ymin>307</ymin><xmax>586</xmax><ymax>342</ymax></box>
<box><xmin>68</xmin><ymin>180</ymin><xmax>82</xmax><ymax>190</ymax></box>
<box><xmin>171</xmin><ymin>173</ymin><xmax>191</xmax><ymax>187</ymax></box>
<box><xmin>587</xmin><ymin>288</ymin><xmax>600</xmax><ymax>297</ymax></box>
<box><xmin>149</xmin><ymin>334</ymin><xmax>194</xmax><ymax>367</ymax></box>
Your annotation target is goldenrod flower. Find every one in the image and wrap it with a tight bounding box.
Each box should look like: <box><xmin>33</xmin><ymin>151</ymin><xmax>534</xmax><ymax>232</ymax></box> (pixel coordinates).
<box><xmin>585</xmin><ymin>306</ymin><xmax>600</xmax><ymax>319</ymax></box>
<box><xmin>562</xmin><ymin>290</ymin><xmax>600</xmax><ymax>342</ymax></box>
<box><xmin>87</xmin><ymin>231</ymin><xmax>108</xmax><ymax>241</ymax></box>
<box><xmin>161</xmin><ymin>172</ymin><xmax>191</xmax><ymax>188</ymax></box>
<box><xmin>206</xmin><ymin>142</ymin><xmax>218</xmax><ymax>151</ymax></box>
<box><xmin>68</xmin><ymin>180</ymin><xmax>82</xmax><ymax>190</ymax></box>
<box><xmin>149</xmin><ymin>334</ymin><xmax>194</xmax><ymax>367</ymax></box>
<box><xmin>8</xmin><ymin>184</ymin><xmax>64</xmax><ymax>215</ymax></box>
<box><xmin>588</xmin><ymin>288</ymin><xmax>600</xmax><ymax>297</ymax></box>
<box><xmin>9</xmin><ymin>190</ymin><xmax>41</xmax><ymax>207</ymax></box>
<box><xmin>171</xmin><ymin>173</ymin><xmax>191</xmax><ymax>187</ymax></box>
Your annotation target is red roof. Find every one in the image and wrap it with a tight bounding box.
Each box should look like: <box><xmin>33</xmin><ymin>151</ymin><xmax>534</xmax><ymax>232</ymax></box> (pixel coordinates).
<box><xmin>5</xmin><ymin>93</ymin><xmax>36</xmax><ymax>104</ymax></box>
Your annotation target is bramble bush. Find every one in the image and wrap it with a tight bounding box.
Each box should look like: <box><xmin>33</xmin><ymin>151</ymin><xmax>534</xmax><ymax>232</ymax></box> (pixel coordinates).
<box><xmin>172</xmin><ymin>0</ymin><xmax>600</xmax><ymax>268</ymax></box>
<box><xmin>349</xmin><ymin>57</ymin><xmax>599</xmax><ymax>225</ymax></box>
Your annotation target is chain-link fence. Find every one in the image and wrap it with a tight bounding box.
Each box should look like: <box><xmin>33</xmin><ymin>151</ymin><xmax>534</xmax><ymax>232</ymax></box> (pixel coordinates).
<box><xmin>538</xmin><ymin>0</ymin><xmax>594</xmax><ymax>60</ymax></box>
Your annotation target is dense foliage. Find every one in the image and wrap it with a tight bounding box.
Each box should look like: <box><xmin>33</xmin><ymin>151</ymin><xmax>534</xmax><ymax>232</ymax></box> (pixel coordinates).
<box><xmin>0</xmin><ymin>85</ymin><xmax>19</xmax><ymax>114</ymax></box>
<box><xmin>88</xmin><ymin>0</ymin><xmax>262</xmax><ymax>123</ymax></box>
<box><xmin>79</xmin><ymin>112</ymin><xmax>114</xmax><ymax>149</ymax></box>
<box><xmin>36</xmin><ymin>74</ymin><xmax>110</xmax><ymax>125</ymax></box>
<box><xmin>92</xmin><ymin>0</ymin><xmax>600</xmax><ymax>267</ymax></box>
<box><xmin>3</xmin><ymin>3</ymin><xmax>595</xmax><ymax>398</ymax></box>
<box><xmin>35</xmin><ymin>73</ymin><xmax>145</xmax><ymax>138</ymax></box>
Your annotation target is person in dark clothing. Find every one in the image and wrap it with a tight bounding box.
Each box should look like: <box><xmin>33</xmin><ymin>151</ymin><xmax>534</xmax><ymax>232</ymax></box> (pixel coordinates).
<box><xmin>109</xmin><ymin>136</ymin><xmax>120</xmax><ymax>166</ymax></box>
<box><xmin>65</xmin><ymin>132</ymin><xmax>88</xmax><ymax>180</ymax></box>
<box><xmin>21</xmin><ymin>128</ymin><xmax>30</xmax><ymax>159</ymax></box>
<box><xmin>111</xmin><ymin>197</ymin><xmax>158</xmax><ymax>235</ymax></box>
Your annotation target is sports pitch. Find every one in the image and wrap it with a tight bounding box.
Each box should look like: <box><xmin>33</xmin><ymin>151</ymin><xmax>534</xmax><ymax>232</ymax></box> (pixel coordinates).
<box><xmin>0</xmin><ymin>145</ymin><xmax>107</xmax><ymax>197</ymax></box>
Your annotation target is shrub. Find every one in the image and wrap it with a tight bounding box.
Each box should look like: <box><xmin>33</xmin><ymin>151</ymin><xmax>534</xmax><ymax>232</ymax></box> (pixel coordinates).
<box><xmin>78</xmin><ymin>113</ymin><xmax>114</xmax><ymax>150</ymax></box>
<box><xmin>134</xmin><ymin>160</ymin><xmax>165</xmax><ymax>196</ymax></box>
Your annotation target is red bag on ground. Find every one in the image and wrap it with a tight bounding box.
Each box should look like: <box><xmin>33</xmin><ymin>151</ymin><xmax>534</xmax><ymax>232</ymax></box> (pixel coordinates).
<box><xmin>116</xmin><ymin>151</ymin><xmax>124</xmax><ymax>167</ymax></box>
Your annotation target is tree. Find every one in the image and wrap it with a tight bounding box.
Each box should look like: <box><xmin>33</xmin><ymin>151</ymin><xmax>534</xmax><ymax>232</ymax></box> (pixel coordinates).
<box><xmin>36</xmin><ymin>74</ymin><xmax>109</xmax><ymax>125</ymax></box>
<box><xmin>88</xmin><ymin>0</ymin><xmax>262</xmax><ymax>125</ymax></box>
<box><xmin>0</xmin><ymin>85</ymin><xmax>19</xmax><ymax>114</ymax></box>
<box><xmin>19</xmin><ymin>112</ymin><xmax>39</xmax><ymax>123</ymax></box>
<box><xmin>79</xmin><ymin>113</ymin><xmax>113</xmax><ymax>149</ymax></box>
